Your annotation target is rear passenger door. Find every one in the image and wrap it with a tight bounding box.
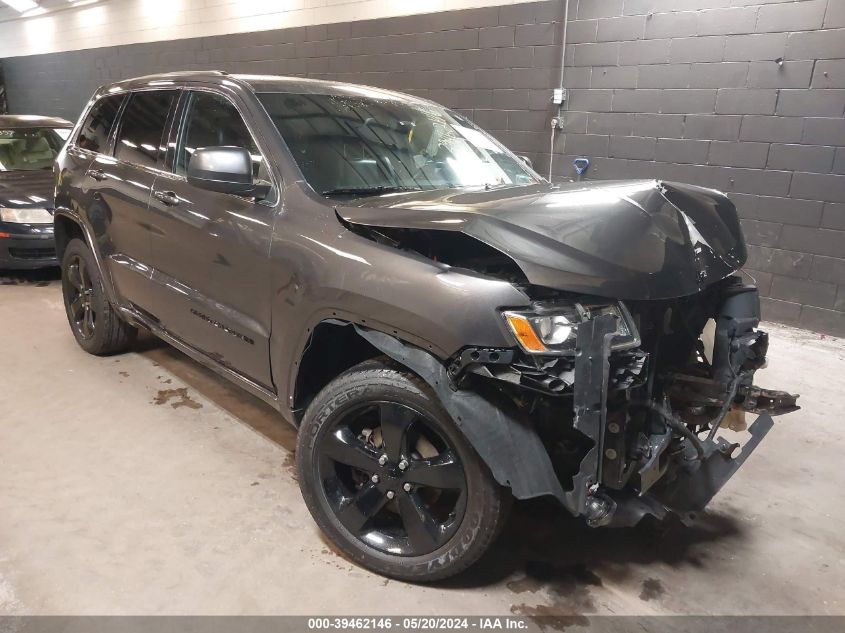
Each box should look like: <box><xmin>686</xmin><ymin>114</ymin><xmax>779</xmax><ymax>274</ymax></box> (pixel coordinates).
<box><xmin>147</xmin><ymin>89</ymin><xmax>276</xmax><ymax>388</ymax></box>
<box><xmin>92</xmin><ymin>89</ymin><xmax>179</xmax><ymax>309</ymax></box>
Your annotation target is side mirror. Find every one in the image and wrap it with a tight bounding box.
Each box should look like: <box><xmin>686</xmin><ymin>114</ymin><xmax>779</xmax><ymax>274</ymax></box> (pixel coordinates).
<box><xmin>187</xmin><ymin>146</ymin><xmax>269</xmax><ymax>198</ymax></box>
<box><xmin>518</xmin><ymin>155</ymin><xmax>534</xmax><ymax>170</ymax></box>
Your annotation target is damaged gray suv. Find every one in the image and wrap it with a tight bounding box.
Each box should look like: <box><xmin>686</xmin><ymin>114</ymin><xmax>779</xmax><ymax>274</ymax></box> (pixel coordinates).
<box><xmin>55</xmin><ymin>72</ymin><xmax>799</xmax><ymax>581</ymax></box>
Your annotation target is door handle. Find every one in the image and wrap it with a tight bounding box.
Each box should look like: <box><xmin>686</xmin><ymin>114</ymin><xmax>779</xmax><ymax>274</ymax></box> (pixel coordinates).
<box><xmin>86</xmin><ymin>169</ymin><xmax>108</xmax><ymax>182</ymax></box>
<box><xmin>154</xmin><ymin>190</ymin><xmax>180</xmax><ymax>206</ymax></box>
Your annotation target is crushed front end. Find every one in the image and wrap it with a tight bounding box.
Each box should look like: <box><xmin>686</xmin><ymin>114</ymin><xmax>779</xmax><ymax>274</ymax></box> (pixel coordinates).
<box><xmin>448</xmin><ymin>275</ymin><xmax>799</xmax><ymax>527</ymax></box>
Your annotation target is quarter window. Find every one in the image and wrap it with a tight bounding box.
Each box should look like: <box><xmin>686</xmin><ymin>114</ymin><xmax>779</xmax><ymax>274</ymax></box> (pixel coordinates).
<box><xmin>77</xmin><ymin>94</ymin><xmax>124</xmax><ymax>154</ymax></box>
<box><xmin>175</xmin><ymin>91</ymin><xmax>264</xmax><ymax>180</ymax></box>
<box><xmin>114</xmin><ymin>90</ymin><xmax>178</xmax><ymax>168</ymax></box>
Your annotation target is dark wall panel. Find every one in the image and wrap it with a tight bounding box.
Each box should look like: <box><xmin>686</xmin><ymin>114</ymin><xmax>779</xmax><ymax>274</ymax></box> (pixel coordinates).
<box><xmin>3</xmin><ymin>0</ymin><xmax>845</xmax><ymax>335</ymax></box>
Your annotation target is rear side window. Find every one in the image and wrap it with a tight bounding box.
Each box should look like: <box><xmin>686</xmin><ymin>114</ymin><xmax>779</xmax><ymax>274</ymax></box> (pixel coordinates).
<box><xmin>77</xmin><ymin>94</ymin><xmax>124</xmax><ymax>153</ymax></box>
<box><xmin>114</xmin><ymin>90</ymin><xmax>178</xmax><ymax>168</ymax></box>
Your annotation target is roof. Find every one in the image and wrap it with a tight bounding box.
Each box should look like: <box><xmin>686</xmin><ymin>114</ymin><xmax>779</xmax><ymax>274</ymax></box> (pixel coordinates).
<box><xmin>0</xmin><ymin>114</ymin><xmax>73</xmax><ymax>129</ymax></box>
<box><xmin>98</xmin><ymin>71</ymin><xmax>432</xmax><ymax>107</ymax></box>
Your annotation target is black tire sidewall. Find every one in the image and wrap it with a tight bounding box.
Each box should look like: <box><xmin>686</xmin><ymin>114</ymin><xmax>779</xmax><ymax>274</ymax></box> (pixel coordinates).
<box><xmin>61</xmin><ymin>239</ymin><xmax>113</xmax><ymax>354</ymax></box>
<box><xmin>297</xmin><ymin>361</ymin><xmax>502</xmax><ymax>582</ymax></box>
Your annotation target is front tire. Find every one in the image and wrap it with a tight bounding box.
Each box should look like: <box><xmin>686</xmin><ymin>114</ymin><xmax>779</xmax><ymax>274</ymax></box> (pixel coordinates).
<box><xmin>297</xmin><ymin>358</ymin><xmax>507</xmax><ymax>582</ymax></box>
<box><xmin>61</xmin><ymin>238</ymin><xmax>136</xmax><ymax>355</ymax></box>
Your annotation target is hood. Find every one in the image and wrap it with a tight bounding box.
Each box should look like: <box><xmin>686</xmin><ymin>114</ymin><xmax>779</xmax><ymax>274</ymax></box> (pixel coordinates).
<box><xmin>336</xmin><ymin>180</ymin><xmax>747</xmax><ymax>301</ymax></box>
<box><xmin>0</xmin><ymin>170</ymin><xmax>57</xmax><ymax>209</ymax></box>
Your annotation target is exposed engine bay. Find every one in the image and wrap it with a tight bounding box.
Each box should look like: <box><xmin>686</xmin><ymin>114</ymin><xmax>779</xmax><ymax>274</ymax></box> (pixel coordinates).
<box><xmin>442</xmin><ymin>276</ymin><xmax>800</xmax><ymax>526</ymax></box>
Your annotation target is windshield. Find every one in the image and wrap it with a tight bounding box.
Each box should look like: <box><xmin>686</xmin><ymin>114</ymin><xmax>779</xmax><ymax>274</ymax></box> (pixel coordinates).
<box><xmin>0</xmin><ymin>127</ymin><xmax>66</xmax><ymax>171</ymax></box>
<box><xmin>257</xmin><ymin>91</ymin><xmax>539</xmax><ymax>195</ymax></box>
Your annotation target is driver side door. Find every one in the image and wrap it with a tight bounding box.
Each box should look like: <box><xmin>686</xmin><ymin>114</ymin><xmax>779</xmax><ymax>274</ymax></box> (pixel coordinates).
<box><xmin>146</xmin><ymin>89</ymin><xmax>277</xmax><ymax>389</ymax></box>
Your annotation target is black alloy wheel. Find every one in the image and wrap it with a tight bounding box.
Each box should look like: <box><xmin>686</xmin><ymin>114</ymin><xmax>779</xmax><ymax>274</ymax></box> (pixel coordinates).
<box><xmin>297</xmin><ymin>358</ymin><xmax>508</xmax><ymax>582</ymax></box>
<box><xmin>318</xmin><ymin>400</ymin><xmax>467</xmax><ymax>556</ymax></box>
<box><xmin>60</xmin><ymin>238</ymin><xmax>137</xmax><ymax>355</ymax></box>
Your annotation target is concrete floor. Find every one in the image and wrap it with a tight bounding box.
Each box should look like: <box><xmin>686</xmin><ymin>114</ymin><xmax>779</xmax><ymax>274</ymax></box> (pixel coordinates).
<box><xmin>1</xmin><ymin>268</ymin><xmax>843</xmax><ymax>617</ymax></box>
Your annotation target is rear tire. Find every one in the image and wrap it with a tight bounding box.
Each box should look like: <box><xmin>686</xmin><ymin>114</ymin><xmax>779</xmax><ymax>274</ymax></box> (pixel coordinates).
<box><xmin>61</xmin><ymin>238</ymin><xmax>136</xmax><ymax>355</ymax></box>
<box><xmin>297</xmin><ymin>358</ymin><xmax>507</xmax><ymax>582</ymax></box>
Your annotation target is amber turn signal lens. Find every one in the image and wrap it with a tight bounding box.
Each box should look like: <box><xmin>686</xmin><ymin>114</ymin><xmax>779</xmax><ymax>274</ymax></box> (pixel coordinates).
<box><xmin>504</xmin><ymin>313</ymin><xmax>547</xmax><ymax>353</ymax></box>
<box><xmin>0</xmin><ymin>232</ymin><xmax>10</xmax><ymax>238</ymax></box>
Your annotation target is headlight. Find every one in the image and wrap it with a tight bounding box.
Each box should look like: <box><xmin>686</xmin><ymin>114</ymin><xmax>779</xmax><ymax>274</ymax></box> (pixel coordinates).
<box><xmin>503</xmin><ymin>300</ymin><xmax>638</xmax><ymax>355</ymax></box>
<box><xmin>0</xmin><ymin>207</ymin><xmax>52</xmax><ymax>224</ymax></box>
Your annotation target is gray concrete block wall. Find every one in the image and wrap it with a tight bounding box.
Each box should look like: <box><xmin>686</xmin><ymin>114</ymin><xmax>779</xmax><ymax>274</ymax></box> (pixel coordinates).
<box><xmin>2</xmin><ymin>0</ymin><xmax>844</xmax><ymax>335</ymax></box>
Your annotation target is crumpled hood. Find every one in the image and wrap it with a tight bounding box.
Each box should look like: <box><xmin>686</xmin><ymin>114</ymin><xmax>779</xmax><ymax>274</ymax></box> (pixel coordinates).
<box><xmin>336</xmin><ymin>180</ymin><xmax>747</xmax><ymax>300</ymax></box>
<box><xmin>0</xmin><ymin>170</ymin><xmax>57</xmax><ymax>209</ymax></box>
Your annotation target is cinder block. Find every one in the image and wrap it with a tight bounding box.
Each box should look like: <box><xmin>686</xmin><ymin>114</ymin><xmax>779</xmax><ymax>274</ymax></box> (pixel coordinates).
<box><xmin>637</xmin><ymin>63</ymin><xmax>691</xmax><ymax>88</ymax></box>
<box><xmin>802</xmin><ymin>118</ymin><xmax>845</xmax><ymax>146</ymax></box>
<box><xmin>740</xmin><ymin>115</ymin><xmax>803</xmax><ymax>143</ymax></box>
<box><xmin>660</xmin><ymin>89</ymin><xmax>717</xmax><ymax>114</ymax></box>
<box><xmin>515</xmin><ymin>23</ymin><xmax>556</xmax><ymax>47</ymax></box>
<box><xmin>496</xmin><ymin>47</ymin><xmax>534</xmax><ymax>69</ymax></box>
<box><xmin>618</xmin><ymin>39</ymin><xmax>671</xmax><ymax>65</ymax></box>
<box><xmin>760</xmin><ymin>297</ymin><xmax>802</xmax><ymax>325</ymax></box>
<box><xmin>596</xmin><ymin>15</ymin><xmax>646</xmax><ymax>42</ymax></box>
<box><xmin>688</xmin><ymin>62</ymin><xmax>749</xmax><ymax>88</ymax></box>
<box><xmin>566</xmin><ymin>19</ymin><xmax>599</xmax><ymax>44</ymax></box>
<box><xmin>786</xmin><ymin>29</ymin><xmax>845</xmax><ymax>60</ymax></box>
<box><xmin>742</xmin><ymin>219</ymin><xmax>782</xmax><ymax>246</ymax></box>
<box><xmin>756</xmin><ymin>0</ymin><xmax>827</xmax><ymax>33</ymax></box>
<box><xmin>644</xmin><ymin>12</ymin><xmax>698</xmax><ymax>40</ymax></box>
<box><xmin>771</xmin><ymin>275</ymin><xmax>837</xmax><ymax>308</ymax></box>
<box><xmin>633</xmin><ymin>113</ymin><xmax>685</xmax><ymax>138</ymax></box>
<box><xmin>768</xmin><ymin>144</ymin><xmax>835</xmax><ymax>174</ymax></box>
<box><xmin>791</xmin><ymin>172</ymin><xmax>845</xmax><ymax>203</ymax></box>
<box><xmin>746</xmin><ymin>245</ymin><xmax>813</xmax><ymax>278</ymax></box>
<box><xmin>669</xmin><ymin>36</ymin><xmax>726</xmax><ymax>63</ymax></box>
<box><xmin>822</xmin><ymin>203</ymin><xmax>845</xmax><ymax>230</ymax></box>
<box><xmin>587</xmin><ymin>112</ymin><xmax>635</xmax><ymax>135</ymax></box>
<box><xmin>723</xmin><ymin>33</ymin><xmax>787</xmax><ymax>62</ymax></box>
<box><xmin>756</xmin><ymin>196</ymin><xmax>823</xmax><ymax>227</ymax></box>
<box><xmin>747</xmin><ymin>60</ymin><xmax>813</xmax><ymax>88</ymax></box>
<box><xmin>684</xmin><ymin>114</ymin><xmax>742</xmax><ymax>141</ymax></box>
<box><xmin>591</xmin><ymin>66</ymin><xmax>638</xmax><ymax>89</ymax></box>
<box><xmin>697</xmin><ymin>7</ymin><xmax>758</xmax><ymax>36</ymax></box>
<box><xmin>716</xmin><ymin>89</ymin><xmax>777</xmax><ymax>115</ymax></box>
<box><xmin>709</xmin><ymin>141</ymin><xmax>769</xmax><ymax>168</ymax></box>
<box><xmin>572</xmin><ymin>42</ymin><xmax>620</xmax><ymax>66</ymax></box>
<box><xmin>777</xmin><ymin>90</ymin><xmax>845</xmax><ymax>117</ymax></box>
<box><xmin>825</xmin><ymin>2</ymin><xmax>845</xmax><ymax>28</ymax></box>
<box><xmin>564</xmin><ymin>133</ymin><xmax>611</xmax><ymax>156</ymax></box>
<box><xmin>812</xmin><ymin>59</ymin><xmax>845</xmax><ymax>89</ymax></box>
<box><xmin>569</xmin><ymin>88</ymin><xmax>614</xmax><ymax>112</ymax></box>
<box><xmin>779</xmin><ymin>226</ymin><xmax>845</xmax><ymax>257</ymax></box>
<box><xmin>609</xmin><ymin>135</ymin><xmax>656</xmax><ymax>160</ymax></box>
<box><xmin>479</xmin><ymin>26</ymin><xmax>515</xmax><ymax>48</ymax></box>
<box><xmin>799</xmin><ymin>306</ymin><xmax>845</xmax><ymax>337</ymax></box>
<box><xmin>811</xmin><ymin>255</ymin><xmax>845</xmax><ymax>284</ymax></box>
<box><xmin>611</xmin><ymin>88</ymin><xmax>661</xmax><ymax>113</ymax></box>
<box><xmin>577</xmin><ymin>0</ymin><xmax>625</xmax><ymax>20</ymax></box>
<box><xmin>654</xmin><ymin>137</ymin><xmax>710</xmax><ymax>164</ymax></box>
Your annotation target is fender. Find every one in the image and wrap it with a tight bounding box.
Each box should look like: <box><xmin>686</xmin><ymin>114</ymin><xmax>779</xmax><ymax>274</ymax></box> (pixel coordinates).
<box><xmin>53</xmin><ymin>207</ymin><xmax>120</xmax><ymax>307</ymax></box>
<box><xmin>354</xmin><ymin>326</ymin><xmax>571</xmax><ymax>507</ymax></box>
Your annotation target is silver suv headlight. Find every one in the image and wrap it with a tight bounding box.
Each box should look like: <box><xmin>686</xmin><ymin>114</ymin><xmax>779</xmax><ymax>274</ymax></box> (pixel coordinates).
<box><xmin>503</xmin><ymin>300</ymin><xmax>639</xmax><ymax>355</ymax></box>
<box><xmin>0</xmin><ymin>207</ymin><xmax>52</xmax><ymax>224</ymax></box>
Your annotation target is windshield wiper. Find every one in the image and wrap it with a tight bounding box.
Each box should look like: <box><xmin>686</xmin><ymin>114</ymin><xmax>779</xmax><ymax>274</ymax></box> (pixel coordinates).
<box><xmin>321</xmin><ymin>186</ymin><xmax>420</xmax><ymax>197</ymax></box>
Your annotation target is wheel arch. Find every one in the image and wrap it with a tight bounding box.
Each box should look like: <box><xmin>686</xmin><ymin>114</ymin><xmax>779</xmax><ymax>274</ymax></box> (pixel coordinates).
<box><xmin>53</xmin><ymin>208</ymin><xmax>119</xmax><ymax>306</ymax></box>
<box><xmin>290</xmin><ymin>320</ymin><xmax>384</xmax><ymax>423</ymax></box>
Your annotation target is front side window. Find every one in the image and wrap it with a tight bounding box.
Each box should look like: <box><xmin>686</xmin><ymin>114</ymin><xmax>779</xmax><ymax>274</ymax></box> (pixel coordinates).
<box><xmin>77</xmin><ymin>94</ymin><xmax>124</xmax><ymax>154</ymax></box>
<box><xmin>0</xmin><ymin>127</ymin><xmax>67</xmax><ymax>171</ymax></box>
<box><xmin>256</xmin><ymin>90</ymin><xmax>538</xmax><ymax>196</ymax></box>
<box><xmin>114</xmin><ymin>90</ymin><xmax>178</xmax><ymax>168</ymax></box>
<box><xmin>175</xmin><ymin>91</ymin><xmax>266</xmax><ymax>182</ymax></box>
